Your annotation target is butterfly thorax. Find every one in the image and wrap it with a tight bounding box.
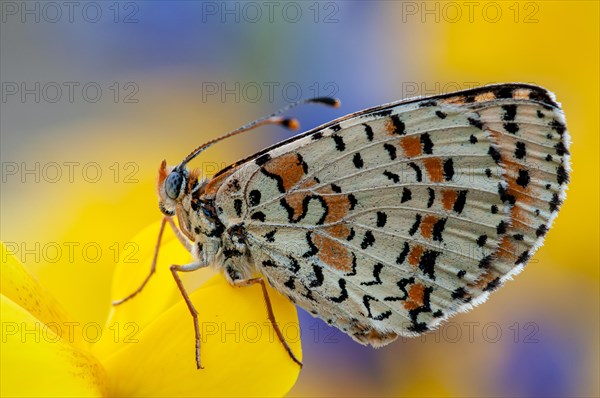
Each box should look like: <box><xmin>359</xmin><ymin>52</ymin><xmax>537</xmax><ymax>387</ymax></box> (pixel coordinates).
<box><xmin>157</xmin><ymin>161</ymin><xmax>257</xmax><ymax>284</ymax></box>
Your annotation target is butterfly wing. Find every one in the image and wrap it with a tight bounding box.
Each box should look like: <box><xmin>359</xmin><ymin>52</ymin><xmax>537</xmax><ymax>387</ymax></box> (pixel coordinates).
<box><xmin>209</xmin><ymin>83</ymin><xmax>570</xmax><ymax>344</ymax></box>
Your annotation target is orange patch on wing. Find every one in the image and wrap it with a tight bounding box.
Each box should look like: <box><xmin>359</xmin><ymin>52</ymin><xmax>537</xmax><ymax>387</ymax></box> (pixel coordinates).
<box><xmin>471</xmin><ymin>270</ymin><xmax>499</xmax><ymax>290</ymax></box>
<box><xmin>313</xmin><ymin>233</ymin><xmax>352</xmax><ymax>272</ymax></box>
<box><xmin>263</xmin><ymin>153</ymin><xmax>306</xmax><ymax>192</ymax></box>
<box><xmin>424</xmin><ymin>157</ymin><xmax>444</xmax><ymax>182</ymax></box>
<box><xmin>204</xmin><ymin>168</ymin><xmax>235</xmax><ymax>196</ymax></box>
<box><xmin>281</xmin><ymin>179</ymin><xmax>318</xmax><ymax>222</ymax></box>
<box><xmin>441</xmin><ymin>189</ymin><xmax>458</xmax><ymax>211</ymax></box>
<box><xmin>420</xmin><ymin>215</ymin><xmax>438</xmax><ymax>240</ymax></box>
<box><xmin>404</xmin><ymin>283</ymin><xmax>426</xmax><ymax>310</ymax></box>
<box><xmin>475</xmin><ymin>92</ymin><xmax>496</xmax><ymax>102</ymax></box>
<box><xmin>441</xmin><ymin>96</ymin><xmax>465</xmax><ymax>105</ymax></box>
<box><xmin>400</xmin><ymin>135</ymin><xmax>422</xmax><ymax>157</ymax></box>
<box><xmin>496</xmin><ymin>236</ymin><xmax>517</xmax><ymax>261</ymax></box>
<box><xmin>408</xmin><ymin>244</ymin><xmax>424</xmax><ymax>266</ymax></box>
<box><xmin>513</xmin><ymin>88</ymin><xmax>530</xmax><ymax>100</ymax></box>
<box><xmin>324</xmin><ymin>224</ymin><xmax>351</xmax><ymax>239</ymax></box>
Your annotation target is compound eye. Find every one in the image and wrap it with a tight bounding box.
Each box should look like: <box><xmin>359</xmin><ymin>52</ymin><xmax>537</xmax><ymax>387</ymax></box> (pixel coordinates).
<box><xmin>165</xmin><ymin>171</ymin><xmax>183</xmax><ymax>200</ymax></box>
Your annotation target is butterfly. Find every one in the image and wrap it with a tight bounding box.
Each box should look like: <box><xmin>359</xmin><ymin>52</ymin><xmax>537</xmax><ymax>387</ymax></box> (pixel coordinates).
<box><xmin>114</xmin><ymin>83</ymin><xmax>570</xmax><ymax>369</ymax></box>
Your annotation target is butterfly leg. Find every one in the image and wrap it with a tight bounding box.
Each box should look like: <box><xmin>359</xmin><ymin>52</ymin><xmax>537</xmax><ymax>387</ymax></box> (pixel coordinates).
<box><xmin>113</xmin><ymin>216</ymin><xmax>191</xmax><ymax>305</ymax></box>
<box><xmin>170</xmin><ymin>261</ymin><xmax>209</xmax><ymax>369</ymax></box>
<box><xmin>233</xmin><ymin>277</ymin><xmax>303</xmax><ymax>368</ymax></box>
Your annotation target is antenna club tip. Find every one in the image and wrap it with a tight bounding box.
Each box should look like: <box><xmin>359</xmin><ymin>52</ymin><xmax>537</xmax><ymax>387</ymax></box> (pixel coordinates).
<box><xmin>282</xmin><ymin>118</ymin><xmax>300</xmax><ymax>131</ymax></box>
<box><xmin>310</xmin><ymin>97</ymin><xmax>341</xmax><ymax>108</ymax></box>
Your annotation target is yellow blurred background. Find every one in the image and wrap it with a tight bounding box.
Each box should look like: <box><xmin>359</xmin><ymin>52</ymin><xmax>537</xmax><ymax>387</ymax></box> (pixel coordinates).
<box><xmin>1</xmin><ymin>1</ymin><xmax>598</xmax><ymax>396</ymax></box>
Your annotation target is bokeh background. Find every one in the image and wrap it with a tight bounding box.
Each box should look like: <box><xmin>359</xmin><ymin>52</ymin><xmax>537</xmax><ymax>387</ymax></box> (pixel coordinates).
<box><xmin>1</xmin><ymin>1</ymin><xmax>598</xmax><ymax>397</ymax></box>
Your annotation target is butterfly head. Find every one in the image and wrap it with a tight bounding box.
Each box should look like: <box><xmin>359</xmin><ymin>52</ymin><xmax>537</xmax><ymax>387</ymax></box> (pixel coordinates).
<box><xmin>157</xmin><ymin>160</ymin><xmax>200</xmax><ymax>216</ymax></box>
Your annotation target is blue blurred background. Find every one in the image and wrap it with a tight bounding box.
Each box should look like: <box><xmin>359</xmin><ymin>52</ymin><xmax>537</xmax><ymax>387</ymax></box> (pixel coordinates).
<box><xmin>2</xmin><ymin>1</ymin><xmax>598</xmax><ymax>396</ymax></box>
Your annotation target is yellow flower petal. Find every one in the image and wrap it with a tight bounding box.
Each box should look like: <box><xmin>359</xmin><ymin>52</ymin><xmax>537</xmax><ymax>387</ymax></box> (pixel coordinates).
<box><xmin>101</xmin><ymin>274</ymin><xmax>301</xmax><ymax>397</ymax></box>
<box><xmin>0</xmin><ymin>242</ymin><xmax>85</xmax><ymax>348</ymax></box>
<box><xmin>0</xmin><ymin>295</ymin><xmax>108</xmax><ymax>397</ymax></box>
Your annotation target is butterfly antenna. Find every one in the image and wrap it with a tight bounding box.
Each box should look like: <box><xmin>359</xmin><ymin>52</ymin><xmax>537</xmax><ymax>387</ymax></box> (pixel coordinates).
<box><xmin>179</xmin><ymin>97</ymin><xmax>341</xmax><ymax>167</ymax></box>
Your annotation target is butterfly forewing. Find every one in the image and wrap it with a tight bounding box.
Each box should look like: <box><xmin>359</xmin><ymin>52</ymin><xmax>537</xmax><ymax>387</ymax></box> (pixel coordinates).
<box><xmin>210</xmin><ymin>83</ymin><xmax>569</xmax><ymax>344</ymax></box>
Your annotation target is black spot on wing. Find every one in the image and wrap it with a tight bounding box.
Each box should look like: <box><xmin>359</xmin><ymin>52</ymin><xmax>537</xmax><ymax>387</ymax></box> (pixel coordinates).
<box><xmin>312</xmin><ymin>131</ymin><xmax>323</xmax><ymax>140</ymax></box>
<box><xmin>432</xmin><ymin>218</ymin><xmax>447</xmax><ymax>242</ymax></box>
<box><xmin>284</xmin><ymin>276</ymin><xmax>296</xmax><ymax>290</ymax></box>
<box><xmin>536</xmin><ymin>224</ymin><xmax>548</xmax><ymax>237</ymax></box>
<box><xmin>515</xmin><ymin>250</ymin><xmax>531</xmax><ymax>265</ymax></box>
<box><xmin>346</xmin><ymin>253</ymin><xmax>357</xmax><ymax>276</ymax></box>
<box><xmin>476</xmin><ymin>234</ymin><xmax>488</xmax><ymax>247</ymax></box>
<box><xmin>376</xmin><ymin>211</ymin><xmax>387</xmax><ymax>227</ymax></box>
<box><xmin>420</xmin><ymin>133</ymin><xmax>434</xmax><ymax>154</ymax></box>
<box><xmin>249</xmin><ymin>190</ymin><xmax>261</xmax><ymax>207</ymax></box>
<box><xmin>453</xmin><ymin>190</ymin><xmax>468</xmax><ymax>214</ymax></box>
<box><xmin>488</xmin><ymin>146</ymin><xmax>502</xmax><ymax>163</ymax></box>
<box><xmin>363</xmin><ymin>295</ymin><xmax>392</xmax><ymax>321</ymax></box>
<box><xmin>468</xmin><ymin>117</ymin><xmax>483</xmax><ymax>130</ymax></box>
<box><xmin>451</xmin><ymin>287</ymin><xmax>471</xmax><ymax>302</ymax></box>
<box><xmin>361</xmin><ymin>263</ymin><xmax>383</xmax><ymax>286</ymax></box>
<box><xmin>408</xmin><ymin>162</ymin><xmax>423</xmax><ymax>182</ymax></box>
<box><xmin>502</xmin><ymin>104</ymin><xmax>517</xmax><ymax>121</ymax></box>
<box><xmin>234</xmin><ymin>199</ymin><xmax>243</xmax><ymax>217</ymax></box>
<box><xmin>363</xmin><ymin>123</ymin><xmax>374</xmax><ymax>141</ymax></box>
<box><xmin>419</xmin><ymin>250</ymin><xmax>440</xmax><ymax>280</ymax></box>
<box><xmin>264</xmin><ymin>230</ymin><xmax>276</xmax><ymax>242</ymax></box>
<box><xmin>479</xmin><ymin>254</ymin><xmax>493</xmax><ymax>269</ymax></box>
<box><xmin>302</xmin><ymin>232</ymin><xmax>319</xmax><ymax>258</ymax></box>
<box><xmin>396</xmin><ymin>277</ymin><xmax>415</xmax><ymax>299</ymax></box>
<box><xmin>309</xmin><ymin>264</ymin><xmax>324</xmax><ymax>288</ymax></box>
<box><xmin>516</xmin><ymin>169</ymin><xmax>530</xmax><ymax>188</ymax></box>
<box><xmin>389</xmin><ymin>115</ymin><xmax>406</xmax><ymax>135</ymax></box>
<box><xmin>408</xmin><ymin>214</ymin><xmax>422</xmax><ymax>236</ymax></box>
<box><xmin>260</xmin><ymin>167</ymin><xmax>286</xmax><ymax>193</ymax></box>
<box><xmin>332</xmin><ymin>134</ymin><xmax>345</xmax><ymax>151</ymax></box>
<box><xmin>353</xmin><ymin>153</ymin><xmax>364</xmax><ymax>169</ymax></box>
<box><xmin>497</xmin><ymin>220</ymin><xmax>507</xmax><ymax>235</ymax></box>
<box><xmin>396</xmin><ymin>242</ymin><xmax>410</xmax><ymax>264</ymax></box>
<box><xmin>483</xmin><ymin>277</ymin><xmax>501</xmax><ymax>292</ymax></box>
<box><xmin>427</xmin><ymin>188</ymin><xmax>435</xmax><ymax>208</ymax></box>
<box><xmin>262</xmin><ymin>259</ymin><xmax>278</xmax><ymax>268</ymax></box>
<box><xmin>255</xmin><ymin>153</ymin><xmax>271</xmax><ymax>166</ymax></box>
<box><xmin>383</xmin><ymin>170</ymin><xmax>400</xmax><ymax>183</ymax></box>
<box><xmin>372</xmin><ymin>109</ymin><xmax>392</xmax><ymax>118</ymax></box>
<box><xmin>443</xmin><ymin>158</ymin><xmax>454</xmax><ymax>181</ymax></box>
<box><xmin>348</xmin><ymin>194</ymin><xmax>358</xmax><ymax>210</ymax></box>
<box><xmin>494</xmin><ymin>86</ymin><xmax>513</xmax><ymax>99</ymax></box>
<box><xmin>360</xmin><ymin>231</ymin><xmax>376</xmax><ymax>249</ymax></box>
<box><xmin>515</xmin><ymin>142</ymin><xmax>527</xmax><ymax>159</ymax></box>
<box><xmin>288</xmin><ymin>256</ymin><xmax>300</xmax><ymax>273</ymax></box>
<box><xmin>504</xmin><ymin>122</ymin><xmax>519</xmax><ymax>134</ymax></box>
<box><xmin>251</xmin><ymin>211</ymin><xmax>266</xmax><ymax>222</ymax></box>
<box><xmin>549</xmin><ymin>119</ymin><xmax>566</xmax><ymax>135</ymax></box>
<box><xmin>328</xmin><ymin>279</ymin><xmax>348</xmax><ymax>303</ymax></box>
<box><xmin>557</xmin><ymin>165</ymin><xmax>569</xmax><ymax>185</ymax></box>
<box><xmin>383</xmin><ymin>143</ymin><xmax>397</xmax><ymax>160</ymax></box>
<box><xmin>401</xmin><ymin>187</ymin><xmax>412</xmax><ymax>203</ymax></box>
